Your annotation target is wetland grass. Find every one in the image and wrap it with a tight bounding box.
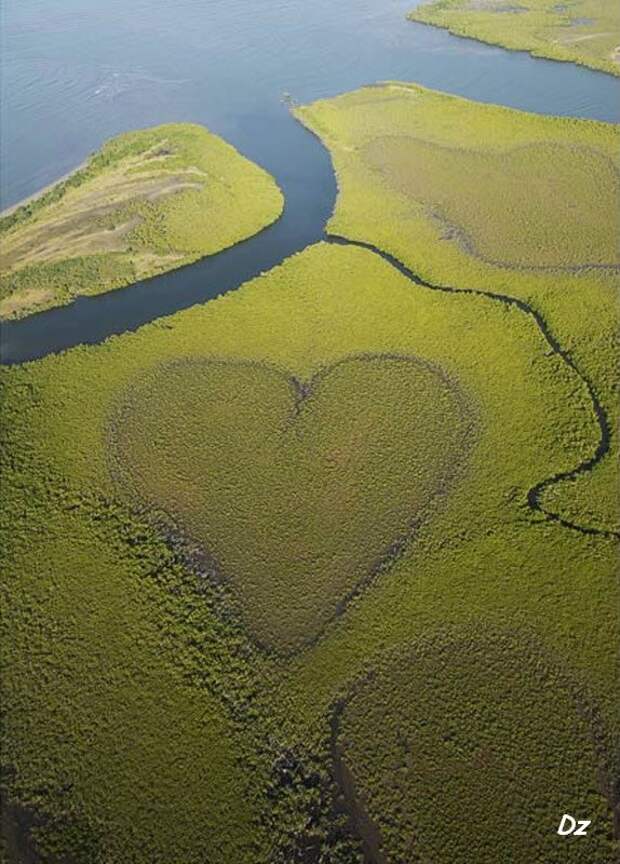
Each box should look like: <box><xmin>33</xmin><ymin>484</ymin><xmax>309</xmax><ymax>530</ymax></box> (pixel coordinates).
<box><xmin>110</xmin><ymin>354</ymin><xmax>472</xmax><ymax>653</ymax></box>
<box><xmin>334</xmin><ymin>632</ymin><xmax>616</xmax><ymax>863</ymax></box>
<box><xmin>408</xmin><ymin>0</ymin><xmax>620</xmax><ymax>76</ymax></box>
<box><xmin>295</xmin><ymin>82</ymin><xmax>620</xmax><ymax>534</ymax></box>
<box><xmin>0</xmin><ymin>123</ymin><xmax>283</xmax><ymax>319</ymax></box>
<box><xmin>2</xmin><ymin>242</ymin><xmax>617</xmax><ymax>859</ymax></box>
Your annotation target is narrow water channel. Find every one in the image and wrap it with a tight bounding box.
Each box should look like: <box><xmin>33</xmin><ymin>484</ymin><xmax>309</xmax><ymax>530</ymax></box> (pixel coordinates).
<box><xmin>1</xmin><ymin>0</ymin><xmax>618</xmax><ymax>364</ymax></box>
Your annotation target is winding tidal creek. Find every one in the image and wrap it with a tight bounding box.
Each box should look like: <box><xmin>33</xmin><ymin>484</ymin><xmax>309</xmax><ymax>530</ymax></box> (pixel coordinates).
<box><xmin>1</xmin><ymin>0</ymin><xmax>619</xmax><ymax>364</ymax></box>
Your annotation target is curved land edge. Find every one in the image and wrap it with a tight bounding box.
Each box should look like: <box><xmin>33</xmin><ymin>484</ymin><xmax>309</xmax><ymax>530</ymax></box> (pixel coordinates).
<box><xmin>324</xmin><ymin>235</ymin><xmax>619</xmax><ymax>541</ymax></box>
<box><xmin>0</xmin><ymin>123</ymin><xmax>284</xmax><ymax>320</ymax></box>
<box><xmin>1</xmin><ymin>110</ymin><xmax>615</xmax><ymax>540</ymax></box>
<box><xmin>106</xmin><ymin>352</ymin><xmax>476</xmax><ymax>658</ymax></box>
<box><xmin>0</xmin><ymin>158</ymin><xmax>90</xmax><ymax>220</ymax></box>
<box><xmin>407</xmin><ymin>8</ymin><xmax>620</xmax><ymax>79</ymax></box>
<box><xmin>327</xmin><ymin>628</ymin><xmax>620</xmax><ymax>863</ymax></box>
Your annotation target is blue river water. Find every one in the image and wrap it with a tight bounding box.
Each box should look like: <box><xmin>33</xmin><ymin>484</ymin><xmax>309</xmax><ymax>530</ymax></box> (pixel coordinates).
<box><xmin>1</xmin><ymin>0</ymin><xmax>619</xmax><ymax>363</ymax></box>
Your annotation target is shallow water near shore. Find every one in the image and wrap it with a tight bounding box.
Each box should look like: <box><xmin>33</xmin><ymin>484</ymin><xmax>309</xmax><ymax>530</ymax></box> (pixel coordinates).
<box><xmin>1</xmin><ymin>0</ymin><xmax>619</xmax><ymax>362</ymax></box>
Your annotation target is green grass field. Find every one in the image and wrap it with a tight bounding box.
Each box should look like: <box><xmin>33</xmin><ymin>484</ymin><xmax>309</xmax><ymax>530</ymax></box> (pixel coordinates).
<box><xmin>295</xmin><ymin>82</ymin><xmax>620</xmax><ymax>535</ymax></box>
<box><xmin>361</xmin><ymin>136</ymin><xmax>617</xmax><ymax>268</ymax></box>
<box><xmin>0</xmin><ymin>123</ymin><xmax>283</xmax><ymax>319</ymax></box>
<box><xmin>110</xmin><ymin>354</ymin><xmax>472</xmax><ymax>653</ymax></box>
<box><xmin>408</xmin><ymin>0</ymin><xmax>620</xmax><ymax>76</ymax></box>
<box><xmin>335</xmin><ymin>632</ymin><xmax>616</xmax><ymax>863</ymax></box>
<box><xmin>2</xmin><ymin>241</ymin><xmax>618</xmax><ymax>861</ymax></box>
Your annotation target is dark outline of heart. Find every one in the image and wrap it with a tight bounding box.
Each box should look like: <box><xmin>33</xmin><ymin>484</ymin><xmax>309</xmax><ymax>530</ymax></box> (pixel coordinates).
<box><xmin>327</xmin><ymin>627</ymin><xmax>618</xmax><ymax>864</ymax></box>
<box><xmin>107</xmin><ymin>352</ymin><xmax>477</xmax><ymax>656</ymax></box>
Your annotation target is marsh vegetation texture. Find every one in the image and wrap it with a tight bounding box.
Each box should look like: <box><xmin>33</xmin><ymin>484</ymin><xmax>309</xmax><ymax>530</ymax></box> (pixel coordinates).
<box><xmin>2</xmin><ymin>234</ymin><xmax>618</xmax><ymax>860</ymax></box>
<box><xmin>1</xmin><ymin>6</ymin><xmax>619</xmax><ymax>864</ymax></box>
<box><xmin>296</xmin><ymin>83</ymin><xmax>620</xmax><ymax>535</ymax></box>
<box><xmin>0</xmin><ymin>123</ymin><xmax>283</xmax><ymax>319</ymax></box>
<box><xmin>409</xmin><ymin>0</ymin><xmax>620</xmax><ymax>75</ymax></box>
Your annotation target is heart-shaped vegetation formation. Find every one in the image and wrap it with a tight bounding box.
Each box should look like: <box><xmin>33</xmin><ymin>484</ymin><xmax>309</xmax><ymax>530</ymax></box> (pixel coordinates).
<box><xmin>109</xmin><ymin>354</ymin><xmax>472</xmax><ymax>653</ymax></box>
<box><xmin>333</xmin><ymin>633</ymin><xmax>615</xmax><ymax>863</ymax></box>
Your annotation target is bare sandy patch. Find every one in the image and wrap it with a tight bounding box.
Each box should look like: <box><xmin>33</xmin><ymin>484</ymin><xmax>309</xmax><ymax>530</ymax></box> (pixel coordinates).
<box><xmin>0</xmin><ymin>286</ymin><xmax>55</xmax><ymax>318</ymax></box>
<box><xmin>2</xmin><ymin>173</ymin><xmax>205</xmax><ymax>273</ymax></box>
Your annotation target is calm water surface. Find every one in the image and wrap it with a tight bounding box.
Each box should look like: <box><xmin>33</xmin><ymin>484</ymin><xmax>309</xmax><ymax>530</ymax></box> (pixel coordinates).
<box><xmin>2</xmin><ymin>0</ymin><xmax>619</xmax><ymax>362</ymax></box>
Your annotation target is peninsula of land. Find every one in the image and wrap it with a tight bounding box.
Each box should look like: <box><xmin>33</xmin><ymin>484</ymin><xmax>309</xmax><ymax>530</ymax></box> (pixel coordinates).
<box><xmin>0</xmin><ymin>123</ymin><xmax>283</xmax><ymax>319</ymax></box>
<box><xmin>409</xmin><ymin>0</ymin><xmax>620</xmax><ymax>76</ymax></box>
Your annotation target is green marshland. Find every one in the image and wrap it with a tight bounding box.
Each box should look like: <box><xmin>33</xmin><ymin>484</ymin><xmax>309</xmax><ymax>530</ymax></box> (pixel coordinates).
<box><xmin>1</xmin><ymin>14</ymin><xmax>619</xmax><ymax>862</ymax></box>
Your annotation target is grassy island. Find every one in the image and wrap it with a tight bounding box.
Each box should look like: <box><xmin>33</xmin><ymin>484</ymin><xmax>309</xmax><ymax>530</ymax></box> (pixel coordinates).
<box><xmin>408</xmin><ymin>0</ymin><xmax>620</xmax><ymax>76</ymax></box>
<box><xmin>0</xmin><ymin>123</ymin><xmax>283</xmax><ymax>319</ymax></box>
<box><xmin>295</xmin><ymin>82</ymin><xmax>620</xmax><ymax>534</ymax></box>
<box><xmin>2</xmin><ymin>241</ymin><xmax>618</xmax><ymax>860</ymax></box>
